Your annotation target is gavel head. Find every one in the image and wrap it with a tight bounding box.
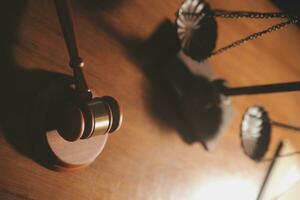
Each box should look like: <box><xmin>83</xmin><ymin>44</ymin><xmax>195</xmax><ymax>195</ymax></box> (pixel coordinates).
<box><xmin>56</xmin><ymin>90</ymin><xmax>122</xmax><ymax>142</ymax></box>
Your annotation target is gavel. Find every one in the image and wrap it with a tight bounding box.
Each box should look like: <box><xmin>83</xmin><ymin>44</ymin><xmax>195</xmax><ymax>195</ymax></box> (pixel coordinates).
<box><xmin>29</xmin><ymin>0</ymin><xmax>122</xmax><ymax>171</ymax></box>
<box><xmin>54</xmin><ymin>0</ymin><xmax>122</xmax><ymax>142</ymax></box>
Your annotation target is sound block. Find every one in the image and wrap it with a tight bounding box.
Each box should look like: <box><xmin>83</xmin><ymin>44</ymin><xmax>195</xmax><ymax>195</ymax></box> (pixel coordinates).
<box><xmin>30</xmin><ymin>80</ymin><xmax>108</xmax><ymax>171</ymax></box>
<box><xmin>46</xmin><ymin>130</ymin><xmax>107</xmax><ymax>171</ymax></box>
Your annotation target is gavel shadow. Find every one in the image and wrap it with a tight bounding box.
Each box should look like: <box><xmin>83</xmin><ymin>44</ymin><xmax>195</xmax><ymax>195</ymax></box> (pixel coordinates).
<box><xmin>0</xmin><ymin>69</ymin><xmax>72</xmax><ymax>168</ymax></box>
<box><xmin>0</xmin><ymin>0</ymin><xmax>72</xmax><ymax>169</ymax></box>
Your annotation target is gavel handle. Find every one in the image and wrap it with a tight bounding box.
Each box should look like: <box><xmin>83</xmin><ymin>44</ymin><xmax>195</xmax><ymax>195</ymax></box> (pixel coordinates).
<box><xmin>54</xmin><ymin>0</ymin><xmax>91</xmax><ymax>99</ymax></box>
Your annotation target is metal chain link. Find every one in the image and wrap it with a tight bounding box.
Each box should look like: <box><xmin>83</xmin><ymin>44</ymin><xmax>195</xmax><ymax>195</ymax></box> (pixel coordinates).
<box><xmin>210</xmin><ymin>18</ymin><xmax>299</xmax><ymax>57</ymax></box>
<box><xmin>213</xmin><ymin>10</ymin><xmax>299</xmax><ymax>19</ymax></box>
<box><xmin>181</xmin><ymin>10</ymin><xmax>299</xmax><ymax>59</ymax></box>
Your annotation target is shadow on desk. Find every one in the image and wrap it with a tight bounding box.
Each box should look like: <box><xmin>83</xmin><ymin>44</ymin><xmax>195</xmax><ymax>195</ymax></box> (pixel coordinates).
<box><xmin>78</xmin><ymin>0</ymin><xmax>222</xmax><ymax>146</ymax></box>
<box><xmin>0</xmin><ymin>0</ymin><xmax>72</xmax><ymax>169</ymax></box>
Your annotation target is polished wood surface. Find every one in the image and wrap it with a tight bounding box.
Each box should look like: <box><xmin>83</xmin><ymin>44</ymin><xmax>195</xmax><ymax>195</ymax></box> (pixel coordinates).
<box><xmin>0</xmin><ymin>0</ymin><xmax>299</xmax><ymax>199</ymax></box>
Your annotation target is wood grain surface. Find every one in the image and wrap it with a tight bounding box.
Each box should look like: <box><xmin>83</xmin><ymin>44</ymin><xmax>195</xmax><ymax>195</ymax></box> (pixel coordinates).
<box><xmin>0</xmin><ymin>0</ymin><xmax>299</xmax><ymax>199</ymax></box>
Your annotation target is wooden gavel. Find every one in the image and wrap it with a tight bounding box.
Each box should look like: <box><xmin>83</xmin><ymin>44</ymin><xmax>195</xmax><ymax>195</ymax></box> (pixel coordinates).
<box><xmin>54</xmin><ymin>0</ymin><xmax>122</xmax><ymax>141</ymax></box>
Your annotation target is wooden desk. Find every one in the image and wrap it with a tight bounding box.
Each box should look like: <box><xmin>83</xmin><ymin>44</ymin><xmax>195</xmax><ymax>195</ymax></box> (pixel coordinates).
<box><xmin>0</xmin><ymin>0</ymin><xmax>299</xmax><ymax>199</ymax></box>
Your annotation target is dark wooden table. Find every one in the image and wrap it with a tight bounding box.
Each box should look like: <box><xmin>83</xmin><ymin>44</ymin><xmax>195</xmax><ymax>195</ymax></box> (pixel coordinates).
<box><xmin>0</xmin><ymin>0</ymin><xmax>299</xmax><ymax>199</ymax></box>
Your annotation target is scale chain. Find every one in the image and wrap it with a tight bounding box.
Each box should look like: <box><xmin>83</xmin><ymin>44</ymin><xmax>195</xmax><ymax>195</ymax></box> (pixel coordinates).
<box><xmin>181</xmin><ymin>10</ymin><xmax>299</xmax><ymax>59</ymax></box>
<box><xmin>213</xmin><ymin>10</ymin><xmax>299</xmax><ymax>20</ymax></box>
<box><xmin>210</xmin><ymin>18</ymin><xmax>298</xmax><ymax>57</ymax></box>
